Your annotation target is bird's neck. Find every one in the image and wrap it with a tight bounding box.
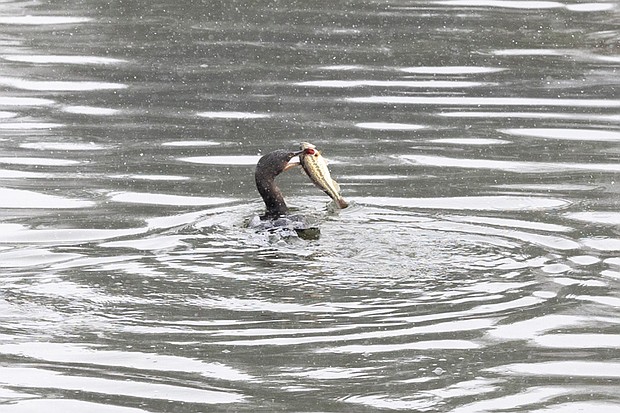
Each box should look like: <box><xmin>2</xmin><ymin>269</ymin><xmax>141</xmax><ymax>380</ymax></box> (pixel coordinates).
<box><xmin>256</xmin><ymin>177</ymin><xmax>288</xmax><ymax>218</ymax></box>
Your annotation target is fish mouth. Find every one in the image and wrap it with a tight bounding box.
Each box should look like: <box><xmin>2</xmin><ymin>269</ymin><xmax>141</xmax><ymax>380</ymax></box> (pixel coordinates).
<box><xmin>299</xmin><ymin>142</ymin><xmax>316</xmax><ymax>154</ymax></box>
<box><xmin>282</xmin><ymin>149</ymin><xmax>306</xmax><ymax>172</ymax></box>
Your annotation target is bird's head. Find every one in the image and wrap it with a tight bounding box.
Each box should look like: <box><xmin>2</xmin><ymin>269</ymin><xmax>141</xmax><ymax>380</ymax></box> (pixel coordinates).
<box><xmin>255</xmin><ymin>149</ymin><xmax>304</xmax><ymax>179</ymax></box>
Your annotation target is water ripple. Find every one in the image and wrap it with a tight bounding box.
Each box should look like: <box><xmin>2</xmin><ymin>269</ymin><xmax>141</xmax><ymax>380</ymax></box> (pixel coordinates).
<box><xmin>439</xmin><ymin>111</ymin><xmax>620</xmax><ymax>122</ymax></box>
<box><xmin>0</xmin><ymin>16</ymin><xmax>91</xmax><ymax>25</ymax></box>
<box><xmin>0</xmin><ymin>342</ymin><xmax>254</xmax><ymax>381</ymax></box>
<box><xmin>0</xmin><ymin>77</ymin><xmax>126</xmax><ymax>92</ymax></box>
<box><xmin>197</xmin><ymin>111</ymin><xmax>270</xmax><ymax>119</ymax></box>
<box><xmin>179</xmin><ymin>155</ymin><xmax>261</xmax><ymax>165</ymax></box>
<box><xmin>533</xmin><ymin>334</ymin><xmax>620</xmax><ymax>349</ymax></box>
<box><xmin>296</xmin><ymin>80</ymin><xmax>488</xmax><ymax>88</ymax></box>
<box><xmin>321</xmin><ymin>339</ymin><xmax>480</xmax><ymax>354</ymax></box>
<box><xmin>348</xmin><ymin>96</ymin><xmax>620</xmax><ymax>107</ymax></box>
<box><xmin>0</xmin><ymin>248</ymin><xmax>82</xmax><ymax>267</ymax></box>
<box><xmin>356</xmin><ymin>122</ymin><xmax>426</xmax><ymax>130</ymax></box>
<box><xmin>400</xmin><ymin>66</ymin><xmax>504</xmax><ymax>74</ymax></box>
<box><xmin>487</xmin><ymin>361</ymin><xmax>620</xmax><ymax>378</ymax></box>
<box><xmin>357</xmin><ymin>195</ymin><xmax>569</xmax><ymax>211</ymax></box>
<box><xmin>2</xmin><ymin>54</ymin><xmax>126</xmax><ymax>65</ymax></box>
<box><xmin>565</xmin><ymin>211</ymin><xmax>620</xmax><ymax>225</ymax></box>
<box><xmin>20</xmin><ymin>142</ymin><xmax>109</xmax><ymax>151</ymax></box>
<box><xmin>0</xmin><ymin>366</ymin><xmax>245</xmax><ymax>404</ymax></box>
<box><xmin>400</xmin><ymin>154</ymin><xmax>620</xmax><ymax>173</ymax></box>
<box><xmin>213</xmin><ymin>319</ymin><xmax>496</xmax><ymax>347</ymax></box>
<box><xmin>162</xmin><ymin>140</ymin><xmax>221</xmax><ymax>147</ymax></box>
<box><xmin>1</xmin><ymin>400</ymin><xmax>150</xmax><ymax>412</ymax></box>
<box><xmin>108</xmin><ymin>191</ymin><xmax>238</xmax><ymax>206</ymax></box>
<box><xmin>0</xmin><ymin>122</ymin><xmax>62</xmax><ymax>130</ymax></box>
<box><xmin>434</xmin><ymin>1</ymin><xmax>564</xmax><ymax>9</ymax></box>
<box><xmin>0</xmin><ymin>96</ymin><xmax>54</xmax><ymax>106</ymax></box>
<box><xmin>62</xmin><ymin>105</ymin><xmax>121</xmax><ymax>115</ymax></box>
<box><xmin>430</xmin><ymin>138</ymin><xmax>510</xmax><ymax>145</ymax></box>
<box><xmin>448</xmin><ymin>386</ymin><xmax>604</xmax><ymax>413</ymax></box>
<box><xmin>500</xmin><ymin>128</ymin><xmax>620</xmax><ymax>141</ymax></box>
<box><xmin>0</xmin><ymin>188</ymin><xmax>93</xmax><ymax>209</ymax></box>
<box><xmin>0</xmin><ymin>223</ymin><xmax>145</xmax><ymax>244</ymax></box>
<box><xmin>0</xmin><ymin>157</ymin><xmax>80</xmax><ymax>166</ymax></box>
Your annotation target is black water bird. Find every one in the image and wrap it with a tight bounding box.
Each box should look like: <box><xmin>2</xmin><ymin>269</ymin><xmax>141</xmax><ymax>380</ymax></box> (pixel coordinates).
<box><xmin>252</xmin><ymin>148</ymin><xmax>319</xmax><ymax>239</ymax></box>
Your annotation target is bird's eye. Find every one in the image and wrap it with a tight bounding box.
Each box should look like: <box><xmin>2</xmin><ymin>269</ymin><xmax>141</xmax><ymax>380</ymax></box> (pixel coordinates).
<box><xmin>305</xmin><ymin>148</ymin><xmax>316</xmax><ymax>155</ymax></box>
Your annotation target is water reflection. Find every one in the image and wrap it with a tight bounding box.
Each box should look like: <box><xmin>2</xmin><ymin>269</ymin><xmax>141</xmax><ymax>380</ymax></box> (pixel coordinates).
<box><xmin>400</xmin><ymin>154</ymin><xmax>620</xmax><ymax>173</ymax></box>
<box><xmin>0</xmin><ymin>188</ymin><xmax>94</xmax><ymax>209</ymax></box>
<box><xmin>348</xmin><ymin>96</ymin><xmax>620</xmax><ymax>107</ymax></box>
<box><xmin>0</xmin><ymin>366</ymin><xmax>245</xmax><ymax>404</ymax></box>
<box><xmin>356</xmin><ymin>122</ymin><xmax>426</xmax><ymax>130</ymax></box>
<box><xmin>1</xmin><ymin>55</ymin><xmax>126</xmax><ymax>65</ymax></box>
<box><xmin>0</xmin><ymin>77</ymin><xmax>126</xmax><ymax>91</ymax></box>
<box><xmin>501</xmin><ymin>128</ymin><xmax>620</xmax><ymax>141</ymax></box>
<box><xmin>62</xmin><ymin>106</ymin><xmax>121</xmax><ymax>115</ymax></box>
<box><xmin>0</xmin><ymin>97</ymin><xmax>55</xmax><ymax>106</ymax></box>
<box><xmin>439</xmin><ymin>111</ymin><xmax>620</xmax><ymax>122</ymax></box>
<box><xmin>295</xmin><ymin>79</ymin><xmax>489</xmax><ymax>88</ymax></box>
<box><xmin>197</xmin><ymin>111</ymin><xmax>270</xmax><ymax>119</ymax></box>
<box><xmin>108</xmin><ymin>192</ymin><xmax>238</xmax><ymax>206</ymax></box>
<box><xmin>0</xmin><ymin>16</ymin><xmax>91</xmax><ymax>25</ymax></box>
<box><xmin>20</xmin><ymin>142</ymin><xmax>109</xmax><ymax>151</ymax></box>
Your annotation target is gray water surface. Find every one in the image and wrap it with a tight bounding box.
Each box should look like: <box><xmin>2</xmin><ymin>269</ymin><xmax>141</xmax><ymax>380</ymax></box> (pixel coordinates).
<box><xmin>0</xmin><ymin>0</ymin><xmax>619</xmax><ymax>412</ymax></box>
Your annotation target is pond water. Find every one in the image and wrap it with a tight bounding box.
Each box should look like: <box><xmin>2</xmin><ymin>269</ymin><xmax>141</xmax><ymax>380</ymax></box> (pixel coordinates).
<box><xmin>0</xmin><ymin>0</ymin><xmax>619</xmax><ymax>412</ymax></box>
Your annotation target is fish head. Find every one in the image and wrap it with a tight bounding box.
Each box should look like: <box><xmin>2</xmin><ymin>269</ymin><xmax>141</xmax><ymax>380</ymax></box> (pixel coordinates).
<box><xmin>300</xmin><ymin>142</ymin><xmax>319</xmax><ymax>157</ymax></box>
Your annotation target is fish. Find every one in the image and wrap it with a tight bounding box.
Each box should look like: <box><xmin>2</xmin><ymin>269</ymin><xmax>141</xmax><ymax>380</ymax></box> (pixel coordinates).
<box><xmin>299</xmin><ymin>142</ymin><xmax>348</xmax><ymax>209</ymax></box>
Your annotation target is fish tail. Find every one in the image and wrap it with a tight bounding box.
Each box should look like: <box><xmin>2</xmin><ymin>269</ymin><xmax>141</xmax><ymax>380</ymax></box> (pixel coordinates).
<box><xmin>336</xmin><ymin>197</ymin><xmax>349</xmax><ymax>209</ymax></box>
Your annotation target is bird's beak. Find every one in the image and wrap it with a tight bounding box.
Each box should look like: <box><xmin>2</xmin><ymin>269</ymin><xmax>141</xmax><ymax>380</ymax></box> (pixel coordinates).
<box><xmin>283</xmin><ymin>149</ymin><xmax>305</xmax><ymax>172</ymax></box>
